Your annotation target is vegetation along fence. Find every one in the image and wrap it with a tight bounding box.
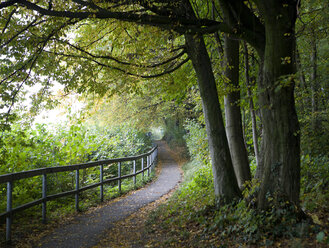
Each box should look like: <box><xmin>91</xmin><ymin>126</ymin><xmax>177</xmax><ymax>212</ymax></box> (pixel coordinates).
<box><xmin>0</xmin><ymin>145</ymin><xmax>158</xmax><ymax>243</ymax></box>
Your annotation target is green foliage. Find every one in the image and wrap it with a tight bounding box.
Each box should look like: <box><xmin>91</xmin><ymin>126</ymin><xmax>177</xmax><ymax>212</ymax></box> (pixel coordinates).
<box><xmin>0</xmin><ymin>122</ymin><xmax>151</xmax><ymax>172</ymax></box>
<box><xmin>0</xmin><ymin>0</ymin><xmax>328</xmax><ymax>246</ymax></box>
<box><xmin>0</xmin><ymin>122</ymin><xmax>152</xmax><ymax>215</ymax></box>
<box><xmin>206</xmin><ymin>198</ymin><xmax>313</xmax><ymax>245</ymax></box>
<box><xmin>147</xmin><ymin>160</ymin><xmax>215</xmax><ymax>232</ymax></box>
<box><xmin>184</xmin><ymin>120</ymin><xmax>209</xmax><ymax>165</ymax></box>
<box><xmin>162</xmin><ymin>118</ymin><xmax>186</xmax><ymax>148</ymax></box>
<box><xmin>296</xmin><ymin>0</ymin><xmax>329</xmax><ymax>157</ymax></box>
<box><xmin>300</xmin><ymin>154</ymin><xmax>329</xmax><ymax>212</ymax></box>
<box><xmin>299</xmin><ymin>110</ymin><xmax>329</xmax><ymax>156</ymax></box>
<box><xmin>149</xmin><ymin>157</ymin><xmax>322</xmax><ymax>245</ymax></box>
<box><xmin>148</xmin><ymin>117</ymin><xmax>329</xmax><ymax>246</ymax></box>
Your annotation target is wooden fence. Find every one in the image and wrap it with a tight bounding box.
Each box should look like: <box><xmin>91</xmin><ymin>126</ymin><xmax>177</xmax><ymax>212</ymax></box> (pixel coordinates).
<box><xmin>0</xmin><ymin>145</ymin><xmax>158</xmax><ymax>243</ymax></box>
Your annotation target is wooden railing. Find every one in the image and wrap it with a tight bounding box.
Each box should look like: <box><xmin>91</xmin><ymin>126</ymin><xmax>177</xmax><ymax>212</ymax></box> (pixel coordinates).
<box><xmin>0</xmin><ymin>145</ymin><xmax>158</xmax><ymax>243</ymax></box>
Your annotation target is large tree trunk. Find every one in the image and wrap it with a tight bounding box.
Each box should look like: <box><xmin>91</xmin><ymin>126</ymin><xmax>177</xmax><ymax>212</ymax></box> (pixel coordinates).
<box><xmin>224</xmin><ymin>36</ymin><xmax>251</xmax><ymax>188</ymax></box>
<box><xmin>185</xmin><ymin>34</ymin><xmax>241</xmax><ymax>203</ymax></box>
<box><xmin>256</xmin><ymin>3</ymin><xmax>300</xmax><ymax>208</ymax></box>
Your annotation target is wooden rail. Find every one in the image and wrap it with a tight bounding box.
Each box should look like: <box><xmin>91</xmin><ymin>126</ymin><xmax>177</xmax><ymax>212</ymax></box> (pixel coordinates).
<box><xmin>0</xmin><ymin>145</ymin><xmax>158</xmax><ymax>243</ymax></box>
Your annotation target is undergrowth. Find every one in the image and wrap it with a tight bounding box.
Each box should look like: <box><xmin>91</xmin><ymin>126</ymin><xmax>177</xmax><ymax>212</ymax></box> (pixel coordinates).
<box><xmin>146</xmin><ymin>121</ymin><xmax>329</xmax><ymax>247</ymax></box>
<box><xmin>147</xmin><ymin>156</ymin><xmax>329</xmax><ymax>247</ymax></box>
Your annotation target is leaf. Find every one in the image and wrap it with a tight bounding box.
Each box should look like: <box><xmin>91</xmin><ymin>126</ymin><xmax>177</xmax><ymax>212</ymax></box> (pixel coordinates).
<box><xmin>310</xmin><ymin>214</ymin><xmax>322</xmax><ymax>225</ymax></box>
<box><xmin>316</xmin><ymin>231</ymin><xmax>325</xmax><ymax>242</ymax></box>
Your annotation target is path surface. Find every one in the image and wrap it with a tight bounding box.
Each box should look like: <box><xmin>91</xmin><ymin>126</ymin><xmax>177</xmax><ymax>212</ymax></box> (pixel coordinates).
<box><xmin>37</xmin><ymin>141</ymin><xmax>181</xmax><ymax>248</ymax></box>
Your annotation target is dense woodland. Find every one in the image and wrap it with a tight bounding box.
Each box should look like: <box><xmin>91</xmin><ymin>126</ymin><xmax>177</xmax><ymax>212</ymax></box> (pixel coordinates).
<box><xmin>0</xmin><ymin>0</ymin><xmax>328</xmax><ymax>246</ymax></box>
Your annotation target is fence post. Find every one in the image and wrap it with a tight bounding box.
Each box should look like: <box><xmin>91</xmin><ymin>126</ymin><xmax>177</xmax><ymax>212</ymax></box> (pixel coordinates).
<box><xmin>6</xmin><ymin>181</ymin><xmax>13</xmax><ymax>243</ymax></box>
<box><xmin>150</xmin><ymin>154</ymin><xmax>152</xmax><ymax>174</ymax></box>
<box><xmin>118</xmin><ymin>162</ymin><xmax>121</xmax><ymax>193</ymax></box>
<box><xmin>141</xmin><ymin>157</ymin><xmax>144</xmax><ymax>179</ymax></box>
<box><xmin>100</xmin><ymin>164</ymin><xmax>104</xmax><ymax>202</ymax></box>
<box><xmin>147</xmin><ymin>155</ymin><xmax>150</xmax><ymax>177</ymax></box>
<box><xmin>133</xmin><ymin>160</ymin><xmax>136</xmax><ymax>186</ymax></box>
<box><xmin>156</xmin><ymin>147</ymin><xmax>158</xmax><ymax>163</ymax></box>
<box><xmin>153</xmin><ymin>152</ymin><xmax>155</xmax><ymax>170</ymax></box>
<box><xmin>42</xmin><ymin>174</ymin><xmax>47</xmax><ymax>224</ymax></box>
<box><xmin>153</xmin><ymin>148</ymin><xmax>157</xmax><ymax>168</ymax></box>
<box><xmin>154</xmin><ymin>149</ymin><xmax>157</xmax><ymax>169</ymax></box>
<box><xmin>75</xmin><ymin>169</ymin><xmax>79</xmax><ymax>211</ymax></box>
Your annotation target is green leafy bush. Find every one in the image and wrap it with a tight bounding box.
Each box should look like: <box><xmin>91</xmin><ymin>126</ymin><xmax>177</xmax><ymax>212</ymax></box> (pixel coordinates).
<box><xmin>162</xmin><ymin>118</ymin><xmax>186</xmax><ymax>147</ymax></box>
<box><xmin>0</xmin><ymin>122</ymin><xmax>152</xmax><ymax>215</ymax></box>
<box><xmin>300</xmin><ymin>154</ymin><xmax>329</xmax><ymax>212</ymax></box>
<box><xmin>300</xmin><ymin>110</ymin><xmax>329</xmax><ymax>156</ymax></box>
<box><xmin>184</xmin><ymin>120</ymin><xmax>209</xmax><ymax>164</ymax></box>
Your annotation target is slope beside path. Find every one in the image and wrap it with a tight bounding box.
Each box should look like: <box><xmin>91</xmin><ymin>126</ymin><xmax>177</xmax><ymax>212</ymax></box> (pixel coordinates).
<box><xmin>37</xmin><ymin>140</ymin><xmax>181</xmax><ymax>248</ymax></box>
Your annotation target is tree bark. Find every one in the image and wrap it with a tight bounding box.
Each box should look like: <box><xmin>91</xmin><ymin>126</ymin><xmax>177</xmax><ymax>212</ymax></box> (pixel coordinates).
<box><xmin>295</xmin><ymin>48</ymin><xmax>307</xmax><ymax>89</ymax></box>
<box><xmin>224</xmin><ymin>36</ymin><xmax>251</xmax><ymax>187</ymax></box>
<box><xmin>310</xmin><ymin>28</ymin><xmax>321</xmax><ymax>131</ymax></box>
<box><xmin>185</xmin><ymin>33</ymin><xmax>241</xmax><ymax>203</ymax></box>
<box><xmin>243</xmin><ymin>42</ymin><xmax>260</xmax><ymax>170</ymax></box>
<box><xmin>256</xmin><ymin>2</ymin><xmax>300</xmax><ymax>208</ymax></box>
<box><xmin>295</xmin><ymin>47</ymin><xmax>308</xmax><ymax>113</ymax></box>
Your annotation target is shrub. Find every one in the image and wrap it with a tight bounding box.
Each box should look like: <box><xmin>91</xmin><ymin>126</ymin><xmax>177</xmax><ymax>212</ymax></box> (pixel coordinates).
<box><xmin>184</xmin><ymin>120</ymin><xmax>209</xmax><ymax>165</ymax></box>
<box><xmin>0</xmin><ymin>122</ymin><xmax>152</xmax><ymax>214</ymax></box>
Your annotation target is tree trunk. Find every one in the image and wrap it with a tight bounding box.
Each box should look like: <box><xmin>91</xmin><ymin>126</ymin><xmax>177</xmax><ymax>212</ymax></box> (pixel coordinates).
<box><xmin>295</xmin><ymin>47</ymin><xmax>308</xmax><ymax>113</ymax></box>
<box><xmin>185</xmin><ymin>33</ymin><xmax>241</xmax><ymax>203</ymax></box>
<box><xmin>224</xmin><ymin>36</ymin><xmax>251</xmax><ymax>187</ymax></box>
<box><xmin>256</xmin><ymin>3</ymin><xmax>300</xmax><ymax>208</ymax></box>
<box><xmin>310</xmin><ymin>29</ymin><xmax>320</xmax><ymax>131</ymax></box>
<box><xmin>295</xmin><ymin>48</ymin><xmax>307</xmax><ymax>89</ymax></box>
<box><xmin>243</xmin><ymin>42</ymin><xmax>260</xmax><ymax>170</ymax></box>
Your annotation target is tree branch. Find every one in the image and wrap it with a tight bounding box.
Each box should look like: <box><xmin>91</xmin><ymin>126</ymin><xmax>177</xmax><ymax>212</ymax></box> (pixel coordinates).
<box><xmin>13</xmin><ymin>0</ymin><xmax>230</xmax><ymax>35</ymax></box>
<box><xmin>48</xmin><ymin>38</ymin><xmax>186</xmax><ymax>69</ymax></box>
<box><xmin>60</xmin><ymin>52</ymin><xmax>190</xmax><ymax>79</ymax></box>
<box><xmin>123</xmin><ymin>100</ymin><xmax>165</xmax><ymax>121</ymax></box>
<box><xmin>0</xmin><ymin>0</ymin><xmax>18</xmax><ymax>9</ymax></box>
<box><xmin>217</xmin><ymin>0</ymin><xmax>265</xmax><ymax>54</ymax></box>
<box><xmin>1</xmin><ymin>7</ymin><xmax>17</xmax><ymax>34</ymax></box>
<box><xmin>0</xmin><ymin>18</ymin><xmax>46</xmax><ymax>49</ymax></box>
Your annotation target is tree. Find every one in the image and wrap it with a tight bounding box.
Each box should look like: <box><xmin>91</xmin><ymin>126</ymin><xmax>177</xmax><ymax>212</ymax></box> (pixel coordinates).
<box><xmin>0</xmin><ymin>0</ymin><xmax>303</xmax><ymax>207</ymax></box>
<box><xmin>218</xmin><ymin>3</ymin><xmax>251</xmax><ymax>188</ymax></box>
<box><xmin>243</xmin><ymin>42</ymin><xmax>261</xmax><ymax>170</ymax></box>
<box><xmin>223</xmin><ymin>37</ymin><xmax>251</xmax><ymax>189</ymax></box>
<box><xmin>215</xmin><ymin>0</ymin><xmax>301</xmax><ymax>208</ymax></box>
<box><xmin>185</xmin><ymin>33</ymin><xmax>242</xmax><ymax>202</ymax></box>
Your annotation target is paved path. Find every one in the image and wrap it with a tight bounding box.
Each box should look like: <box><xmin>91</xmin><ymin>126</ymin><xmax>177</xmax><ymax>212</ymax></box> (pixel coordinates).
<box><xmin>37</xmin><ymin>141</ymin><xmax>181</xmax><ymax>248</ymax></box>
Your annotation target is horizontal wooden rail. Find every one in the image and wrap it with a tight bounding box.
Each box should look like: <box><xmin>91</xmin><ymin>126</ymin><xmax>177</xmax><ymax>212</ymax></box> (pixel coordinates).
<box><xmin>0</xmin><ymin>145</ymin><xmax>158</xmax><ymax>243</ymax></box>
<box><xmin>0</xmin><ymin>146</ymin><xmax>157</xmax><ymax>184</ymax></box>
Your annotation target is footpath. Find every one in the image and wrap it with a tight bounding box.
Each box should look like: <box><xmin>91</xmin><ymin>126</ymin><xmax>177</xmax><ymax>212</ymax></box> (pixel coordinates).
<box><xmin>37</xmin><ymin>140</ymin><xmax>181</xmax><ymax>248</ymax></box>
